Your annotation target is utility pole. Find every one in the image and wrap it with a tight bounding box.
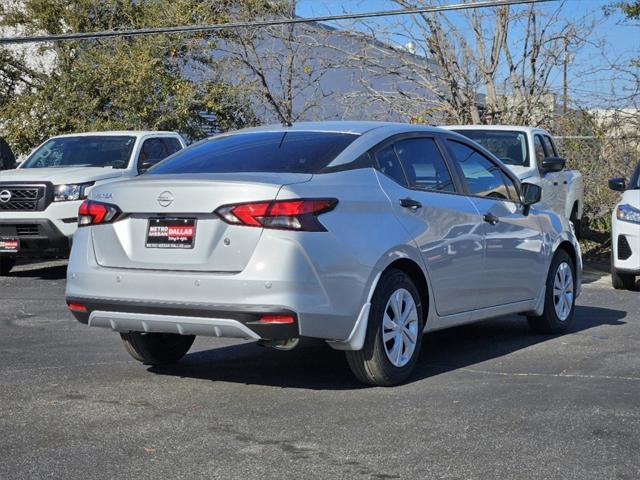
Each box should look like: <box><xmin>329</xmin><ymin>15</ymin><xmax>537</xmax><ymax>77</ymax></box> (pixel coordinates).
<box><xmin>562</xmin><ymin>35</ymin><xmax>569</xmax><ymax>116</ymax></box>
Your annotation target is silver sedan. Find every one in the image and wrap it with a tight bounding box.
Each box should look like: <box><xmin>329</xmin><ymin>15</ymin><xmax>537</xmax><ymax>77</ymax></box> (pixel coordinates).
<box><xmin>65</xmin><ymin>122</ymin><xmax>581</xmax><ymax>386</ymax></box>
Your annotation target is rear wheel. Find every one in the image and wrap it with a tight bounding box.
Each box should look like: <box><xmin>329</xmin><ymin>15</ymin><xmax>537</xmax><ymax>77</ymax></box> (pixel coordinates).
<box><xmin>611</xmin><ymin>258</ymin><xmax>637</xmax><ymax>290</ymax></box>
<box><xmin>120</xmin><ymin>332</ymin><xmax>195</xmax><ymax>365</ymax></box>
<box><xmin>346</xmin><ymin>269</ymin><xmax>424</xmax><ymax>386</ymax></box>
<box><xmin>528</xmin><ymin>250</ymin><xmax>576</xmax><ymax>334</ymax></box>
<box><xmin>0</xmin><ymin>256</ymin><xmax>16</xmax><ymax>276</ymax></box>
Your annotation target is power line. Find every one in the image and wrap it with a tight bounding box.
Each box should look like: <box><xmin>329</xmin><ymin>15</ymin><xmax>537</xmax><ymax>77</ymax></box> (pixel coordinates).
<box><xmin>0</xmin><ymin>0</ymin><xmax>557</xmax><ymax>45</ymax></box>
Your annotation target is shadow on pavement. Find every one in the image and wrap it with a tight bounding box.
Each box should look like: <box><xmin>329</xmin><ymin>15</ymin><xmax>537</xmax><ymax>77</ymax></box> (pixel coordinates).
<box><xmin>149</xmin><ymin>304</ymin><xmax>627</xmax><ymax>390</ymax></box>
<box><xmin>10</xmin><ymin>263</ymin><xmax>67</xmax><ymax>280</ymax></box>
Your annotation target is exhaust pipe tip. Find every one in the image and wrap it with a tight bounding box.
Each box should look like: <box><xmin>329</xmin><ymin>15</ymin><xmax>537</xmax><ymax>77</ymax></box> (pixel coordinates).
<box><xmin>258</xmin><ymin>338</ymin><xmax>300</xmax><ymax>351</ymax></box>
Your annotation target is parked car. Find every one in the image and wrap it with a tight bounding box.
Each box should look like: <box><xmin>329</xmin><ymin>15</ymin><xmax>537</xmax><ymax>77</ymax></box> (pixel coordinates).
<box><xmin>442</xmin><ymin>125</ymin><xmax>584</xmax><ymax>236</ymax></box>
<box><xmin>0</xmin><ymin>136</ymin><xmax>16</xmax><ymax>170</ymax></box>
<box><xmin>608</xmin><ymin>161</ymin><xmax>640</xmax><ymax>290</ymax></box>
<box><xmin>65</xmin><ymin>122</ymin><xmax>581</xmax><ymax>386</ymax></box>
<box><xmin>0</xmin><ymin>131</ymin><xmax>186</xmax><ymax>275</ymax></box>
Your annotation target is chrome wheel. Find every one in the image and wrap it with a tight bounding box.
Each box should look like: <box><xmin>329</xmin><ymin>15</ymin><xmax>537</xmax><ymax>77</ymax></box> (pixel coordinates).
<box><xmin>553</xmin><ymin>261</ymin><xmax>574</xmax><ymax>321</ymax></box>
<box><xmin>381</xmin><ymin>288</ymin><xmax>419</xmax><ymax>367</ymax></box>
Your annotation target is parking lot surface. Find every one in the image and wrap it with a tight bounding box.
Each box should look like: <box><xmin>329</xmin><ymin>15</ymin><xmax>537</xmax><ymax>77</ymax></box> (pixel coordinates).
<box><xmin>1</xmin><ymin>260</ymin><xmax>638</xmax><ymax>479</ymax></box>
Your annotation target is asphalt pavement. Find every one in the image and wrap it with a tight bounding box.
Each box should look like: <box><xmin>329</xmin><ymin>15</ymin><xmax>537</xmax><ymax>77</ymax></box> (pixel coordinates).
<box><xmin>0</xmin><ymin>260</ymin><xmax>638</xmax><ymax>479</ymax></box>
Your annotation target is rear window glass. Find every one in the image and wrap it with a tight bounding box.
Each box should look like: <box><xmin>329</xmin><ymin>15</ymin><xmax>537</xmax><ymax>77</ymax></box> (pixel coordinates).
<box><xmin>149</xmin><ymin>131</ymin><xmax>359</xmax><ymax>175</ymax></box>
<box><xmin>452</xmin><ymin>130</ymin><xmax>529</xmax><ymax>167</ymax></box>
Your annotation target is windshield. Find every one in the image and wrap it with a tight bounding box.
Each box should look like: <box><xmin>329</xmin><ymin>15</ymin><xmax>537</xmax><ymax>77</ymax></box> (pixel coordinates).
<box><xmin>22</xmin><ymin>136</ymin><xmax>136</xmax><ymax>169</ymax></box>
<box><xmin>148</xmin><ymin>131</ymin><xmax>359</xmax><ymax>175</ymax></box>
<box><xmin>453</xmin><ymin>130</ymin><xmax>530</xmax><ymax>167</ymax></box>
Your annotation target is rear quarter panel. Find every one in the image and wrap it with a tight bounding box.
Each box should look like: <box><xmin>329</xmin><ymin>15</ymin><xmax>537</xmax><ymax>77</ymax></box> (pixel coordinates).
<box><xmin>277</xmin><ymin>168</ymin><xmax>428</xmax><ymax>318</ymax></box>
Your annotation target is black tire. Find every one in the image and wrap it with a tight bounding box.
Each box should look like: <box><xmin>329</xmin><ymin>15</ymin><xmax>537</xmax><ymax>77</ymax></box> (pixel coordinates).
<box><xmin>0</xmin><ymin>256</ymin><xmax>16</xmax><ymax>276</ymax></box>
<box><xmin>120</xmin><ymin>332</ymin><xmax>195</xmax><ymax>365</ymax></box>
<box><xmin>345</xmin><ymin>269</ymin><xmax>425</xmax><ymax>386</ymax></box>
<box><xmin>527</xmin><ymin>250</ymin><xmax>577</xmax><ymax>334</ymax></box>
<box><xmin>611</xmin><ymin>258</ymin><xmax>637</xmax><ymax>290</ymax></box>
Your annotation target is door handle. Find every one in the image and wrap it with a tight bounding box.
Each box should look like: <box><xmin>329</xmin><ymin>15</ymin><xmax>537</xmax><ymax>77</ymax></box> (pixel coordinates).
<box><xmin>400</xmin><ymin>198</ymin><xmax>422</xmax><ymax>210</ymax></box>
<box><xmin>483</xmin><ymin>213</ymin><xmax>500</xmax><ymax>225</ymax></box>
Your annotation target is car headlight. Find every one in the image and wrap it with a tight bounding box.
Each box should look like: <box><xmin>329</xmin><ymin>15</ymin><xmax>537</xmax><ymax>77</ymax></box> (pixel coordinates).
<box><xmin>616</xmin><ymin>204</ymin><xmax>640</xmax><ymax>224</ymax></box>
<box><xmin>53</xmin><ymin>182</ymin><xmax>94</xmax><ymax>202</ymax></box>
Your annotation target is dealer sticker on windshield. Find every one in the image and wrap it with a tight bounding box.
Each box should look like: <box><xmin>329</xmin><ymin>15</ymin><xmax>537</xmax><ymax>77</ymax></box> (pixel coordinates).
<box><xmin>146</xmin><ymin>218</ymin><xmax>196</xmax><ymax>249</ymax></box>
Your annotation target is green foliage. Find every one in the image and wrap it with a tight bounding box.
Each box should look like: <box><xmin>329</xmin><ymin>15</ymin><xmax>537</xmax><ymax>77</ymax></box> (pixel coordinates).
<box><xmin>0</xmin><ymin>1</ymin><xmax>275</xmax><ymax>153</ymax></box>
<box><xmin>619</xmin><ymin>1</ymin><xmax>640</xmax><ymax>18</ymax></box>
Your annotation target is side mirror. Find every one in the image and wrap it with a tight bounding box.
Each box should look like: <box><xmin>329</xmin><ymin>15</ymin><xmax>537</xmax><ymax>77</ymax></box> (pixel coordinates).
<box><xmin>521</xmin><ymin>182</ymin><xmax>542</xmax><ymax>209</ymax></box>
<box><xmin>541</xmin><ymin>156</ymin><xmax>566</xmax><ymax>173</ymax></box>
<box><xmin>608</xmin><ymin>177</ymin><xmax>627</xmax><ymax>192</ymax></box>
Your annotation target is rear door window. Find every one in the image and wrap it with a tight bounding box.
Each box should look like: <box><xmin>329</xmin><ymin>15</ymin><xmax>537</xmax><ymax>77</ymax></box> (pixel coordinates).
<box><xmin>394</xmin><ymin>138</ymin><xmax>455</xmax><ymax>192</ymax></box>
<box><xmin>374</xmin><ymin>144</ymin><xmax>408</xmax><ymax>186</ymax></box>
<box><xmin>149</xmin><ymin>131</ymin><xmax>358</xmax><ymax>175</ymax></box>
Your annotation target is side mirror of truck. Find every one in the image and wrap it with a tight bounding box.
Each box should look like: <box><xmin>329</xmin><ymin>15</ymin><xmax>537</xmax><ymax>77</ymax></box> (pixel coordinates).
<box><xmin>608</xmin><ymin>177</ymin><xmax>627</xmax><ymax>192</ymax></box>
<box><xmin>541</xmin><ymin>156</ymin><xmax>566</xmax><ymax>173</ymax></box>
<box><xmin>520</xmin><ymin>183</ymin><xmax>542</xmax><ymax>215</ymax></box>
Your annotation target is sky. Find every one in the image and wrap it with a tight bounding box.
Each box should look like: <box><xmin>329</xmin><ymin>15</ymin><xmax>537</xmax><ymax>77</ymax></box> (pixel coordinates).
<box><xmin>296</xmin><ymin>0</ymin><xmax>640</xmax><ymax>108</ymax></box>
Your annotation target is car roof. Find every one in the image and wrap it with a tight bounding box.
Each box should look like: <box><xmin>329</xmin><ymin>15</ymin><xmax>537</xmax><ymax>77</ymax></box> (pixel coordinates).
<box><xmin>231</xmin><ymin>121</ymin><xmax>445</xmax><ymax>136</ymax></box>
<box><xmin>51</xmin><ymin>131</ymin><xmax>180</xmax><ymax>139</ymax></box>
<box><xmin>441</xmin><ymin>125</ymin><xmax>548</xmax><ymax>135</ymax></box>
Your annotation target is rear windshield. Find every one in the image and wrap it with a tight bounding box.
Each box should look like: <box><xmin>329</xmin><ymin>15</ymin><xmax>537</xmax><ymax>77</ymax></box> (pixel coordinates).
<box><xmin>22</xmin><ymin>136</ymin><xmax>136</xmax><ymax>169</ymax></box>
<box><xmin>148</xmin><ymin>131</ymin><xmax>359</xmax><ymax>175</ymax></box>
<box><xmin>452</xmin><ymin>130</ymin><xmax>529</xmax><ymax>167</ymax></box>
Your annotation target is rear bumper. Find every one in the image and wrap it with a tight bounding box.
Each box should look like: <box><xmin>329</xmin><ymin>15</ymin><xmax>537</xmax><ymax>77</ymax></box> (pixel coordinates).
<box><xmin>67</xmin><ymin>297</ymin><xmax>300</xmax><ymax>340</ymax></box>
<box><xmin>65</xmin><ymin>227</ymin><xmax>374</xmax><ymax>342</ymax></box>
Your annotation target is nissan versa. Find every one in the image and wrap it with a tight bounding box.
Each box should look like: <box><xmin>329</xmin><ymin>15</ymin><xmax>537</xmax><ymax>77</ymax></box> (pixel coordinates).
<box><xmin>65</xmin><ymin>122</ymin><xmax>582</xmax><ymax>386</ymax></box>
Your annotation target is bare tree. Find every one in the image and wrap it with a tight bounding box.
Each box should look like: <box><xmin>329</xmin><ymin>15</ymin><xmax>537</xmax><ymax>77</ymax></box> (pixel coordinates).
<box><xmin>220</xmin><ymin>3</ymin><xmax>334</xmax><ymax>125</ymax></box>
<box><xmin>335</xmin><ymin>0</ymin><xmax>592</xmax><ymax>127</ymax></box>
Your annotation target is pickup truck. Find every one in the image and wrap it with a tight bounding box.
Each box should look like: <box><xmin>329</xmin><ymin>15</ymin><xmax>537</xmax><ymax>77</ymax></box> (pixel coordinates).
<box><xmin>443</xmin><ymin>125</ymin><xmax>584</xmax><ymax>236</ymax></box>
<box><xmin>0</xmin><ymin>131</ymin><xmax>186</xmax><ymax>275</ymax></box>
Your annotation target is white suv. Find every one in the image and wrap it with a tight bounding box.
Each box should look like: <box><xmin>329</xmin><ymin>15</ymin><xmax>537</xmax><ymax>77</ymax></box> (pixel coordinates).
<box><xmin>609</xmin><ymin>161</ymin><xmax>640</xmax><ymax>290</ymax></box>
<box><xmin>0</xmin><ymin>131</ymin><xmax>186</xmax><ymax>274</ymax></box>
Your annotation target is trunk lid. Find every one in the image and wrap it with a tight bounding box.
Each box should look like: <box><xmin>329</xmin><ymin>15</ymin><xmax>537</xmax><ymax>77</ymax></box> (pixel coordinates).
<box><xmin>89</xmin><ymin>173</ymin><xmax>311</xmax><ymax>272</ymax></box>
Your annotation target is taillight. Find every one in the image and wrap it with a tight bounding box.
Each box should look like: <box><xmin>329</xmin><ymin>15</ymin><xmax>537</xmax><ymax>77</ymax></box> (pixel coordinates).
<box><xmin>215</xmin><ymin>198</ymin><xmax>337</xmax><ymax>231</ymax></box>
<box><xmin>78</xmin><ymin>200</ymin><xmax>121</xmax><ymax>227</ymax></box>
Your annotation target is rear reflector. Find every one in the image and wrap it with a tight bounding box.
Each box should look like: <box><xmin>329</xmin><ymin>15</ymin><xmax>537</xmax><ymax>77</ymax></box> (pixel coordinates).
<box><xmin>215</xmin><ymin>198</ymin><xmax>337</xmax><ymax>231</ymax></box>
<box><xmin>67</xmin><ymin>302</ymin><xmax>88</xmax><ymax>313</ymax></box>
<box><xmin>259</xmin><ymin>315</ymin><xmax>295</xmax><ymax>324</ymax></box>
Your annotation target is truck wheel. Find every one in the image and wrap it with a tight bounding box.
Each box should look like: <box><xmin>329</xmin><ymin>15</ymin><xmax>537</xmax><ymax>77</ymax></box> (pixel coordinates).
<box><xmin>345</xmin><ymin>269</ymin><xmax>424</xmax><ymax>386</ymax></box>
<box><xmin>528</xmin><ymin>250</ymin><xmax>576</xmax><ymax>334</ymax></box>
<box><xmin>0</xmin><ymin>256</ymin><xmax>16</xmax><ymax>275</ymax></box>
<box><xmin>120</xmin><ymin>332</ymin><xmax>195</xmax><ymax>365</ymax></box>
<box><xmin>611</xmin><ymin>259</ymin><xmax>637</xmax><ymax>290</ymax></box>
